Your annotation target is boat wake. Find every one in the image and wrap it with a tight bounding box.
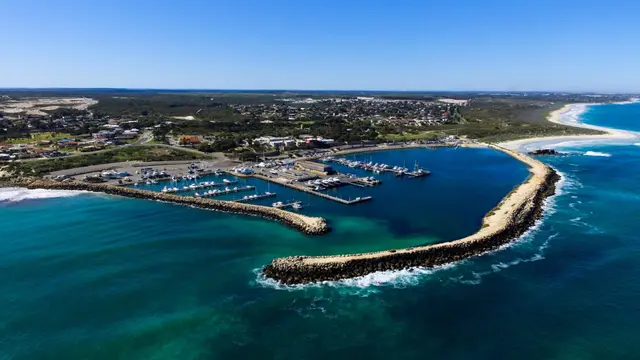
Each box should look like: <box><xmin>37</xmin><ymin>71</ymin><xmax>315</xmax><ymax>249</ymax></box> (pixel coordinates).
<box><xmin>584</xmin><ymin>151</ymin><xmax>612</xmax><ymax>157</ymax></box>
<box><xmin>0</xmin><ymin>187</ymin><xmax>86</xmax><ymax>203</ymax></box>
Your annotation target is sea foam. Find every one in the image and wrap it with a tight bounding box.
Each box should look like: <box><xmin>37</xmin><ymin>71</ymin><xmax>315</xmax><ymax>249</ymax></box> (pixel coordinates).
<box><xmin>0</xmin><ymin>187</ymin><xmax>86</xmax><ymax>203</ymax></box>
<box><xmin>253</xmin><ymin>263</ymin><xmax>459</xmax><ymax>295</ymax></box>
<box><xmin>584</xmin><ymin>151</ymin><xmax>612</xmax><ymax>157</ymax></box>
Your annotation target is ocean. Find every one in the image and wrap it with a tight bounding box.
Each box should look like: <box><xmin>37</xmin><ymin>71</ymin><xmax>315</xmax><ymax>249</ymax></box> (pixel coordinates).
<box><xmin>1</xmin><ymin>103</ymin><xmax>640</xmax><ymax>359</ymax></box>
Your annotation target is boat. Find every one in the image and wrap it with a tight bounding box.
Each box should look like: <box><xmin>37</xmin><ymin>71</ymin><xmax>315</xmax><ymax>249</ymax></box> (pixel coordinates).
<box><xmin>194</xmin><ymin>192</ymin><xmax>200</xmax><ymax>197</ymax></box>
<box><xmin>223</xmin><ymin>179</ymin><xmax>231</xmax><ymax>184</ymax></box>
<box><xmin>272</xmin><ymin>201</ymin><xmax>284</xmax><ymax>208</ymax></box>
<box><xmin>292</xmin><ymin>202</ymin><xmax>303</xmax><ymax>210</ymax></box>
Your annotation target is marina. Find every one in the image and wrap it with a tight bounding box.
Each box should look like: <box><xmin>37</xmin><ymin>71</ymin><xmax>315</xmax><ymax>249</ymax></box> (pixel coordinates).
<box><xmin>195</xmin><ymin>185</ymin><xmax>255</xmax><ymax>198</ymax></box>
<box><xmin>160</xmin><ymin>179</ymin><xmax>239</xmax><ymax>193</ymax></box>
<box><xmin>252</xmin><ymin>172</ymin><xmax>373</xmax><ymax>205</ymax></box>
<box><xmin>234</xmin><ymin>192</ymin><xmax>277</xmax><ymax>203</ymax></box>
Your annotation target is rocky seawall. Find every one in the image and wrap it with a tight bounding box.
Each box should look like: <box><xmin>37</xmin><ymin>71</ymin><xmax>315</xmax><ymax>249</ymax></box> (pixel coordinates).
<box><xmin>0</xmin><ymin>178</ymin><xmax>329</xmax><ymax>235</ymax></box>
<box><xmin>263</xmin><ymin>146</ymin><xmax>561</xmax><ymax>284</ymax></box>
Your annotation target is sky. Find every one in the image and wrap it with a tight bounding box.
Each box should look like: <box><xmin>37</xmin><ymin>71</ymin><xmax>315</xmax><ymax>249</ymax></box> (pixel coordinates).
<box><xmin>1</xmin><ymin>0</ymin><xmax>640</xmax><ymax>92</ymax></box>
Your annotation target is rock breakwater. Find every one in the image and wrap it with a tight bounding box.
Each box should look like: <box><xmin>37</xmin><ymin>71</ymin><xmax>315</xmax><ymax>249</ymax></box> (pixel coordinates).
<box><xmin>1</xmin><ymin>178</ymin><xmax>329</xmax><ymax>235</ymax></box>
<box><xmin>263</xmin><ymin>145</ymin><xmax>561</xmax><ymax>284</ymax></box>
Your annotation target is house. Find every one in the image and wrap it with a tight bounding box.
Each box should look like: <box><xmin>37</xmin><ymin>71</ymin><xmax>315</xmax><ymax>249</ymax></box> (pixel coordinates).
<box><xmin>57</xmin><ymin>141</ymin><xmax>79</xmax><ymax>149</ymax></box>
<box><xmin>117</xmin><ymin>130</ymin><xmax>139</xmax><ymax>139</ymax></box>
<box><xmin>179</xmin><ymin>136</ymin><xmax>201</xmax><ymax>145</ymax></box>
<box><xmin>93</xmin><ymin>130</ymin><xmax>115</xmax><ymax>139</ymax></box>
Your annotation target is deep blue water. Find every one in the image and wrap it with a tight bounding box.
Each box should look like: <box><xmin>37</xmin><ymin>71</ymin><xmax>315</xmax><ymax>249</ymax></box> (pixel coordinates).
<box><xmin>2</xmin><ymin>104</ymin><xmax>640</xmax><ymax>359</ymax></box>
<box><xmin>581</xmin><ymin>101</ymin><xmax>640</xmax><ymax>132</ymax></box>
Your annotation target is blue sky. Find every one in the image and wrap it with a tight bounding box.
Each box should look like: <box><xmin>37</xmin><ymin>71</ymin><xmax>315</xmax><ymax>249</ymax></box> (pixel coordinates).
<box><xmin>1</xmin><ymin>0</ymin><xmax>639</xmax><ymax>92</ymax></box>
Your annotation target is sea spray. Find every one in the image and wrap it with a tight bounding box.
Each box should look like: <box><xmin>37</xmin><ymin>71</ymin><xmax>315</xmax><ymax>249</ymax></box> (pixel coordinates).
<box><xmin>0</xmin><ymin>187</ymin><xmax>87</xmax><ymax>203</ymax></box>
<box><xmin>254</xmin><ymin>263</ymin><xmax>459</xmax><ymax>294</ymax></box>
<box><xmin>584</xmin><ymin>151</ymin><xmax>612</xmax><ymax>157</ymax></box>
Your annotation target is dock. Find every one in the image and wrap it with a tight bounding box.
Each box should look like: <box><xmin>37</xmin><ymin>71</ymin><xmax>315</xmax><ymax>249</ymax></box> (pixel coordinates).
<box><xmin>197</xmin><ymin>185</ymin><xmax>255</xmax><ymax>198</ymax></box>
<box><xmin>163</xmin><ymin>180</ymin><xmax>239</xmax><ymax>193</ymax></box>
<box><xmin>252</xmin><ymin>173</ymin><xmax>372</xmax><ymax>205</ymax></box>
<box><xmin>234</xmin><ymin>192</ymin><xmax>277</xmax><ymax>203</ymax></box>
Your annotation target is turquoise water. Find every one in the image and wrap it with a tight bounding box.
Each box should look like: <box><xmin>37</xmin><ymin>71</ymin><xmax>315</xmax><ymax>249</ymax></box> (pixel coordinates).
<box><xmin>2</xmin><ymin>105</ymin><xmax>640</xmax><ymax>359</ymax></box>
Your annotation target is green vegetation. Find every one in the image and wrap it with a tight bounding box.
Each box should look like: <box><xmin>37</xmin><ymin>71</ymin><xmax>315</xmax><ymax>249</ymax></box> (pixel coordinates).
<box><xmin>434</xmin><ymin>99</ymin><xmax>604</xmax><ymax>142</ymax></box>
<box><xmin>4</xmin><ymin>132</ymin><xmax>73</xmax><ymax>145</ymax></box>
<box><xmin>5</xmin><ymin>145</ymin><xmax>209</xmax><ymax>176</ymax></box>
<box><xmin>379</xmin><ymin>132</ymin><xmax>438</xmax><ymax>142</ymax></box>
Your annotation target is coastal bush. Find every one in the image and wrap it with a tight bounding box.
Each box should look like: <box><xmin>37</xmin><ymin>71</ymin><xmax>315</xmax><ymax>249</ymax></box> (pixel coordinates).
<box><xmin>6</xmin><ymin>145</ymin><xmax>208</xmax><ymax>176</ymax></box>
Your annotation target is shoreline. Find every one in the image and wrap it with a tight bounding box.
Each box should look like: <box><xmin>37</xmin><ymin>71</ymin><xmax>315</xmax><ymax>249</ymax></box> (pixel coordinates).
<box><xmin>263</xmin><ymin>145</ymin><xmax>560</xmax><ymax>284</ymax></box>
<box><xmin>499</xmin><ymin>100</ymin><xmax>639</xmax><ymax>152</ymax></box>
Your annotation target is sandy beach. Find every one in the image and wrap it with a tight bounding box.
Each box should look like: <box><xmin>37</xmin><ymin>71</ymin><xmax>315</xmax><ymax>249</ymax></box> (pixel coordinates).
<box><xmin>499</xmin><ymin>101</ymin><xmax>639</xmax><ymax>152</ymax></box>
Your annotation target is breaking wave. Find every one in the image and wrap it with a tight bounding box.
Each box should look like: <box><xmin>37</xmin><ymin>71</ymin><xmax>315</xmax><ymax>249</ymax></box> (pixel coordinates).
<box><xmin>253</xmin><ymin>263</ymin><xmax>459</xmax><ymax>296</ymax></box>
<box><xmin>0</xmin><ymin>187</ymin><xmax>86</xmax><ymax>203</ymax></box>
<box><xmin>584</xmin><ymin>151</ymin><xmax>612</xmax><ymax>157</ymax></box>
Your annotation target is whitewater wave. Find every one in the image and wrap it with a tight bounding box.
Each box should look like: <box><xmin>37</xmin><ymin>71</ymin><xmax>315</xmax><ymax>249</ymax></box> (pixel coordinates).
<box><xmin>0</xmin><ymin>187</ymin><xmax>86</xmax><ymax>203</ymax></box>
<box><xmin>634</xmin><ymin>143</ymin><xmax>640</xmax><ymax>146</ymax></box>
<box><xmin>253</xmin><ymin>263</ymin><xmax>459</xmax><ymax>295</ymax></box>
<box><xmin>584</xmin><ymin>151</ymin><xmax>612</xmax><ymax>157</ymax></box>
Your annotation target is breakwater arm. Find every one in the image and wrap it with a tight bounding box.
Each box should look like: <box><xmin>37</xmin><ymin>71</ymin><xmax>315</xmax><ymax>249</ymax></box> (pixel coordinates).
<box><xmin>263</xmin><ymin>145</ymin><xmax>560</xmax><ymax>284</ymax></box>
<box><xmin>1</xmin><ymin>178</ymin><xmax>329</xmax><ymax>235</ymax></box>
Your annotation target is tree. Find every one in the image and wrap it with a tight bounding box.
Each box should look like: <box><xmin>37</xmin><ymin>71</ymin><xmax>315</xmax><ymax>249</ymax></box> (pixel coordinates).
<box><xmin>238</xmin><ymin>151</ymin><xmax>257</xmax><ymax>162</ymax></box>
<box><xmin>152</xmin><ymin>127</ymin><xmax>169</xmax><ymax>143</ymax></box>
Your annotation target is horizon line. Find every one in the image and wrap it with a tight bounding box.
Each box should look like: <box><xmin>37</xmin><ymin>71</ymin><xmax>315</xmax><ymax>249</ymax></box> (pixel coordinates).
<box><xmin>0</xmin><ymin>87</ymin><xmax>637</xmax><ymax>95</ymax></box>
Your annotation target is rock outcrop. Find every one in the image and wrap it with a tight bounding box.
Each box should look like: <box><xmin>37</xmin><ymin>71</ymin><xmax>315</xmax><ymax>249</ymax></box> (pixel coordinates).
<box><xmin>528</xmin><ymin>148</ymin><xmax>560</xmax><ymax>156</ymax></box>
<box><xmin>1</xmin><ymin>178</ymin><xmax>329</xmax><ymax>235</ymax></box>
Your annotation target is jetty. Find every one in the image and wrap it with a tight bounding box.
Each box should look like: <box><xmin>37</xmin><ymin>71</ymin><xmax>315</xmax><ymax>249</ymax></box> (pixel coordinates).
<box><xmin>198</xmin><ymin>185</ymin><xmax>255</xmax><ymax>198</ymax></box>
<box><xmin>262</xmin><ymin>145</ymin><xmax>560</xmax><ymax>284</ymax></box>
<box><xmin>163</xmin><ymin>180</ymin><xmax>239</xmax><ymax>193</ymax></box>
<box><xmin>251</xmin><ymin>173</ymin><xmax>372</xmax><ymax>205</ymax></box>
<box><xmin>1</xmin><ymin>178</ymin><xmax>329</xmax><ymax>235</ymax></box>
<box><xmin>235</xmin><ymin>192</ymin><xmax>277</xmax><ymax>203</ymax></box>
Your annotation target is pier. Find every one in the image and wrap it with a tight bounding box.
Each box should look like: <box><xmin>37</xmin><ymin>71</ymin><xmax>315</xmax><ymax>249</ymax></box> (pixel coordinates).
<box><xmin>251</xmin><ymin>173</ymin><xmax>372</xmax><ymax>205</ymax></box>
<box><xmin>197</xmin><ymin>185</ymin><xmax>255</xmax><ymax>198</ymax></box>
<box><xmin>234</xmin><ymin>192</ymin><xmax>277</xmax><ymax>203</ymax></box>
<box><xmin>162</xmin><ymin>180</ymin><xmax>239</xmax><ymax>193</ymax></box>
